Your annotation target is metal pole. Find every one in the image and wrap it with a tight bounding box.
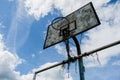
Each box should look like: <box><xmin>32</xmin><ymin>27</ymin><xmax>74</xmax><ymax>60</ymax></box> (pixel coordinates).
<box><xmin>72</xmin><ymin>36</ymin><xmax>85</xmax><ymax>80</ymax></box>
<box><xmin>82</xmin><ymin>40</ymin><xmax>120</xmax><ymax>56</ymax></box>
<box><xmin>33</xmin><ymin>40</ymin><xmax>120</xmax><ymax>80</ymax></box>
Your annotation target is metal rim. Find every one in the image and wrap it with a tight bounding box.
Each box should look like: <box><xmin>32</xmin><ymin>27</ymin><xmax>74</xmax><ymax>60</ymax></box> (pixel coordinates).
<box><xmin>51</xmin><ymin>17</ymin><xmax>70</xmax><ymax>30</ymax></box>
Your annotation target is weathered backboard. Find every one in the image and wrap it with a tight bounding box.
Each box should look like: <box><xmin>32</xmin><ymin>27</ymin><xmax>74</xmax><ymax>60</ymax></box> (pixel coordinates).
<box><xmin>44</xmin><ymin>2</ymin><xmax>100</xmax><ymax>49</ymax></box>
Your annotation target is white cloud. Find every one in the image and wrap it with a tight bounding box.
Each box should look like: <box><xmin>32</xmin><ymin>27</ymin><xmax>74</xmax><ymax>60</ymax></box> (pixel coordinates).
<box><xmin>0</xmin><ymin>22</ymin><xmax>5</xmax><ymax>29</ymax></box>
<box><xmin>21</xmin><ymin>62</ymin><xmax>73</xmax><ymax>80</ymax></box>
<box><xmin>55</xmin><ymin>44</ymin><xmax>77</xmax><ymax>58</ymax></box>
<box><xmin>20</xmin><ymin>73</ymin><xmax>33</xmax><ymax>80</ymax></box>
<box><xmin>36</xmin><ymin>62</ymin><xmax>73</xmax><ymax>80</ymax></box>
<box><xmin>112</xmin><ymin>60</ymin><xmax>120</xmax><ymax>66</ymax></box>
<box><xmin>53</xmin><ymin>0</ymin><xmax>111</xmax><ymax>16</ymax></box>
<box><xmin>31</xmin><ymin>54</ymin><xmax>35</xmax><ymax>58</ymax></box>
<box><xmin>24</xmin><ymin>0</ymin><xmax>111</xmax><ymax>20</ymax></box>
<box><xmin>0</xmin><ymin>34</ymin><xmax>23</xmax><ymax>80</ymax></box>
<box><xmin>55</xmin><ymin>44</ymin><xmax>66</xmax><ymax>56</ymax></box>
<box><xmin>81</xmin><ymin>1</ymin><xmax>120</xmax><ymax>67</ymax></box>
<box><xmin>1</xmin><ymin>33</ymin><xmax>72</xmax><ymax>80</ymax></box>
<box><xmin>24</xmin><ymin>0</ymin><xmax>54</xmax><ymax>20</ymax></box>
<box><xmin>0</xmin><ymin>34</ymin><xmax>5</xmax><ymax>50</ymax></box>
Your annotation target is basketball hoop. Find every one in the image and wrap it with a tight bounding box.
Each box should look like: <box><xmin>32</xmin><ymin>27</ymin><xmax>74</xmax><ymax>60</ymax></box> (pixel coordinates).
<box><xmin>51</xmin><ymin>17</ymin><xmax>70</xmax><ymax>30</ymax></box>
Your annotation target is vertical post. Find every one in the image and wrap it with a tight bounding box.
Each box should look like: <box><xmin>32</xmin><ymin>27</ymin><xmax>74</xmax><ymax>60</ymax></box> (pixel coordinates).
<box><xmin>72</xmin><ymin>36</ymin><xmax>85</xmax><ymax>80</ymax></box>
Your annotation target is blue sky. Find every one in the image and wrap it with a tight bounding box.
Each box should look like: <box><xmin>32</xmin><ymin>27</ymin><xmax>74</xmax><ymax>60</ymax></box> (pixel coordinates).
<box><xmin>0</xmin><ymin>0</ymin><xmax>120</xmax><ymax>80</ymax></box>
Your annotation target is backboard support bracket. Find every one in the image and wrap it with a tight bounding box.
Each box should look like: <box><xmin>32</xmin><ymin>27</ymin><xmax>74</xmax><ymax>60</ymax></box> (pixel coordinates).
<box><xmin>72</xmin><ymin>36</ymin><xmax>85</xmax><ymax>80</ymax></box>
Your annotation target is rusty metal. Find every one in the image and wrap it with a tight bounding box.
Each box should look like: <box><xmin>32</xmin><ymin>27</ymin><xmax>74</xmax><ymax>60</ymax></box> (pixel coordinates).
<box><xmin>72</xmin><ymin>36</ymin><xmax>85</xmax><ymax>80</ymax></box>
<box><xmin>33</xmin><ymin>40</ymin><xmax>120</xmax><ymax>80</ymax></box>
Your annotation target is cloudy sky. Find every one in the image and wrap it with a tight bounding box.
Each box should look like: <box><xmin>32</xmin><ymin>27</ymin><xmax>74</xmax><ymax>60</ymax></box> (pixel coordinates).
<box><xmin>0</xmin><ymin>0</ymin><xmax>120</xmax><ymax>80</ymax></box>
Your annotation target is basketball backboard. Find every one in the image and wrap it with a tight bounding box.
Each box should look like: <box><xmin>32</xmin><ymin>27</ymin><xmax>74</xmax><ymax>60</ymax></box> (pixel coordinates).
<box><xmin>43</xmin><ymin>2</ymin><xmax>100</xmax><ymax>49</ymax></box>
